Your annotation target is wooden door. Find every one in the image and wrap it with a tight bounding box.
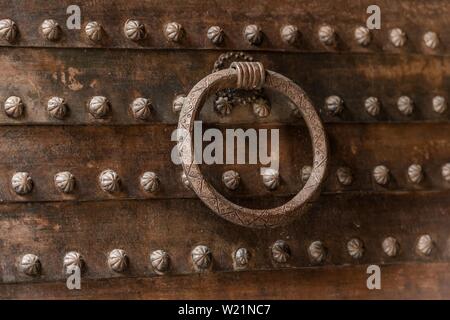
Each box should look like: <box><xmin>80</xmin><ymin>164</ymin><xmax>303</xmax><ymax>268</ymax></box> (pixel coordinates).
<box><xmin>0</xmin><ymin>0</ymin><xmax>449</xmax><ymax>299</ymax></box>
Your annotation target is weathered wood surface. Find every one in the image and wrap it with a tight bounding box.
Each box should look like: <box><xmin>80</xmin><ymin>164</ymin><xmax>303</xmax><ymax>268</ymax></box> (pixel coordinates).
<box><xmin>0</xmin><ymin>0</ymin><xmax>449</xmax><ymax>300</ymax></box>
<box><xmin>0</xmin><ymin>49</ymin><xmax>449</xmax><ymax>125</ymax></box>
<box><xmin>0</xmin><ymin>0</ymin><xmax>449</xmax><ymax>56</ymax></box>
<box><xmin>0</xmin><ymin>123</ymin><xmax>448</xmax><ymax>203</ymax></box>
<box><xmin>0</xmin><ymin>192</ymin><xmax>448</xmax><ymax>284</ymax></box>
<box><xmin>1</xmin><ymin>262</ymin><xmax>450</xmax><ymax>299</ymax></box>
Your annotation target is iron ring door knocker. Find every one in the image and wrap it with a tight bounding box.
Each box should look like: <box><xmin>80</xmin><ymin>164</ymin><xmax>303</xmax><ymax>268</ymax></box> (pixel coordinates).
<box><xmin>177</xmin><ymin>62</ymin><xmax>328</xmax><ymax>228</ymax></box>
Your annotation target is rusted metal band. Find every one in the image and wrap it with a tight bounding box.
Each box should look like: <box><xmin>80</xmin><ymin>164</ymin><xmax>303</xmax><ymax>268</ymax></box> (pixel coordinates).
<box><xmin>230</xmin><ymin>61</ymin><xmax>265</xmax><ymax>90</ymax></box>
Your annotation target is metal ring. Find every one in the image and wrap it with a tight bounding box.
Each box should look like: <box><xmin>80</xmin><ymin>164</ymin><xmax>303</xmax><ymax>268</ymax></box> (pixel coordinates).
<box><xmin>177</xmin><ymin>64</ymin><xmax>328</xmax><ymax>228</ymax></box>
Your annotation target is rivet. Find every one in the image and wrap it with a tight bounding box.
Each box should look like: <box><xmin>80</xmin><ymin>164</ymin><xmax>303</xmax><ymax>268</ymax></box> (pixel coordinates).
<box><xmin>354</xmin><ymin>26</ymin><xmax>371</xmax><ymax>46</ymax></box>
<box><xmin>19</xmin><ymin>254</ymin><xmax>41</xmax><ymax>276</ymax></box>
<box><xmin>364</xmin><ymin>96</ymin><xmax>380</xmax><ymax>116</ymax></box>
<box><xmin>262</xmin><ymin>168</ymin><xmax>280</xmax><ymax>190</ymax></box>
<box><xmin>63</xmin><ymin>251</ymin><xmax>84</xmax><ymax>272</ymax></box>
<box><xmin>336</xmin><ymin>167</ymin><xmax>353</xmax><ymax>186</ymax></box>
<box><xmin>382</xmin><ymin>237</ymin><xmax>399</xmax><ymax>257</ymax></box>
<box><xmin>207</xmin><ymin>26</ymin><xmax>224</xmax><ymax>45</ymax></box>
<box><xmin>40</xmin><ymin>19</ymin><xmax>61</xmax><ymax>41</ymax></box>
<box><xmin>4</xmin><ymin>96</ymin><xmax>24</xmax><ymax>118</ymax></box>
<box><xmin>88</xmin><ymin>96</ymin><xmax>110</xmax><ymax>118</ymax></box>
<box><xmin>280</xmin><ymin>25</ymin><xmax>298</xmax><ymax>44</ymax></box>
<box><xmin>308</xmin><ymin>241</ymin><xmax>326</xmax><ymax>263</ymax></box>
<box><xmin>150</xmin><ymin>249</ymin><xmax>170</xmax><ymax>274</ymax></box>
<box><xmin>85</xmin><ymin>21</ymin><xmax>103</xmax><ymax>42</ymax></box>
<box><xmin>124</xmin><ymin>19</ymin><xmax>146</xmax><ymax>41</ymax></box>
<box><xmin>318</xmin><ymin>24</ymin><xmax>335</xmax><ymax>45</ymax></box>
<box><xmin>373</xmin><ymin>165</ymin><xmax>390</xmax><ymax>185</ymax></box>
<box><xmin>423</xmin><ymin>31</ymin><xmax>439</xmax><ymax>49</ymax></box>
<box><xmin>0</xmin><ymin>19</ymin><xmax>18</xmax><ymax>43</ymax></box>
<box><xmin>131</xmin><ymin>97</ymin><xmax>152</xmax><ymax>120</ymax></box>
<box><xmin>47</xmin><ymin>96</ymin><xmax>67</xmax><ymax>119</ymax></box>
<box><xmin>347</xmin><ymin>238</ymin><xmax>364</xmax><ymax>259</ymax></box>
<box><xmin>397</xmin><ymin>96</ymin><xmax>414</xmax><ymax>115</ymax></box>
<box><xmin>407</xmin><ymin>164</ymin><xmax>423</xmax><ymax>184</ymax></box>
<box><xmin>108</xmin><ymin>249</ymin><xmax>128</xmax><ymax>272</ymax></box>
<box><xmin>11</xmin><ymin>172</ymin><xmax>33</xmax><ymax>195</ymax></box>
<box><xmin>271</xmin><ymin>240</ymin><xmax>290</xmax><ymax>263</ymax></box>
<box><xmin>234</xmin><ymin>248</ymin><xmax>250</xmax><ymax>268</ymax></box>
<box><xmin>301</xmin><ymin>165</ymin><xmax>312</xmax><ymax>184</ymax></box>
<box><xmin>243</xmin><ymin>24</ymin><xmax>262</xmax><ymax>45</ymax></box>
<box><xmin>416</xmin><ymin>234</ymin><xmax>433</xmax><ymax>256</ymax></box>
<box><xmin>191</xmin><ymin>245</ymin><xmax>212</xmax><ymax>270</ymax></box>
<box><xmin>222</xmin><ymin>170</ymin><xmax>240</xmax><ymax>190</ymax></box>
<box><xmin>172</xmin><ymin>94</ymin><xmax>186</xmax><ymax>113</ymax></box>
<box><xmin>432</xmin><ymin>96</ymin><xmax>447</xmax><ymax>114</ymax></box>
<box><xmin>164</xmin><ymin>22</ymin><xmax>184</xmax><ymax>42</ymax></box>
<box><xmin>441</xmin><ymin>163</ymin><xmax>450</xmax><ymax>182</ymax></box>
<box><xmin>325</xmin><ymin>95</ymin><xmax>344</xmax><ymax>115</ymax></box>
<box><xmin>140</xmin><ymin>171</ymin><xmax>160</xmax><ymax>193</ymax></box>
<box><xmin>389</xmin><ymin>28</ymin><xmax>406</xmax><ymax>47</ymax></box>
<box><xmin>99</xmin><ymin>169</ymin><xmax>120</xmax><ymax>192</ymax></box>
<box><xmin>54</xmin><ymin>171</ymin><xmax>75</xmax><ymax>193</ymax></box>
<box><xmin>252</xmin><ymin>97</ymin><xmax>271</xmax><ymax>118</ymax></box>
<box><xmin>214</xmin><ymin>96</ymin><xmax>233</xmax><ymax>116</ymax></box>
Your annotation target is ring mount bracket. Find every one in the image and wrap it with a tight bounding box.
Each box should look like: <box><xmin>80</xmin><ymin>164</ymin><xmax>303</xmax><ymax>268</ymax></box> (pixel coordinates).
<box><xmin>230</xmin><ymin>61</ymin><xmax>266</xmax><ymax>90</ymax></box>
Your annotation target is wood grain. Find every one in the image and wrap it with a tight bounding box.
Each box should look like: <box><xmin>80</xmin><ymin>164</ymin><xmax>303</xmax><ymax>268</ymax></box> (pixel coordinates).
<box><xmin>0</xmin><ymin>0</ymin><xmax>449</xmax><ymax>55</ymax></box>
<box><xmin>0</xmin><ymin>49</ymin><xmax>449</xmax><ymax>125</ymax></box>
<box><xmin>0</xmin><ymin>192</ymin><xmax>448</xmax><ymax>284</ymax></box>
<box><xmin>1</xmin><ymin>262</ymin><xmax>449</xmax><ymax>299</ymax></box>
<box><xmin>0</xmin><ymin>0</ymin><xmax>449</xmax><ymax>300</ymax></box>
<box><xmin>0</xmin><ymin>123</ymin><xmax>448</xmax><ymax>203</ymax></box>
